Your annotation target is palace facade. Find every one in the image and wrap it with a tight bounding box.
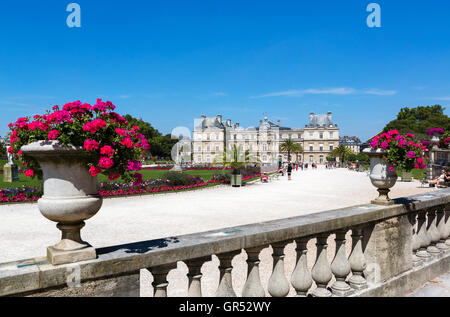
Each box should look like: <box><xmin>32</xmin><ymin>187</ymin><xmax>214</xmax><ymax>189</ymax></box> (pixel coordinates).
<box><xmin>192</xmin><ymin>112</ymin><xmax>340</xmax><ymax>165</ymax></box>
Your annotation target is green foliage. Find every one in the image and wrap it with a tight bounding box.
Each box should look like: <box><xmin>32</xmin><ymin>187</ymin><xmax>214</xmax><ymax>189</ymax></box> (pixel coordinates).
<box><xmin>149</xmin><ymin>134</ymin><xmax>178</xmax><ymax>158</ymax></box>
<box><xmin>162</xmin><ymin>171</ymin><xmax>202</xmax><ymax>186</ymax></box>
<box><xmin>329</xmin><ymin>145</ymin><xmax>353</xmax><ymax>162</ymax></box>
<box><xmin>124</xmin><ymin>115</ymin><xmax>178</xmax><ymax>158</ymax></box>
<box><xmin>383</xmin><ymin>105</ymin><xmax>450</xmax><ymax>139</ymax></box>
<box><xmin>345</xmin><ymin>152</ymin><xmax>369</xmax><ymax>163</ymax></box>
<box><xmin>214</xmin><ymin>144</ymin><xmax>258</xmax><ymax>174</ymax></box>
<box><xmin>124</xmin><ymin>115</ymin><xmax>161</xmax><ymax>139</ymax></box>
<box><xmin>0</xmin><ymin>140</ymin><xmax>6</xmax><ymax>157</ymax></box>
<box><xmin>279</xmin><ymin>139</ymin><xmax>303</xmax><ymax>162</ymax></box>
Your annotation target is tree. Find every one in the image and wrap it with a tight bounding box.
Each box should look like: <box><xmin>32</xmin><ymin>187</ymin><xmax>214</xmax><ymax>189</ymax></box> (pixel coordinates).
<box><xmin>280</xmin><ymin>139</ymin><xmax>303</xmax><ymax>163</ymax></box>
<box><xmin>0</xmin><ymin>137</ymin><xmax>6</xmax><ymax>158</ymax></box>
<box><xmin>383</xmin><ymin>105</ymin><xmax>450</xmax><ymax>139</ymax></box>
<box><xmin>214</xmin><ymin>144</ymin><xmax>258</xmax><ymax>174</ymax></box>
<box><xmin>330</xmin><ymin>145</ymin><xmax>353</xmax><ymax>163</ymax></box>
<box><xmin>124</xmin><ymin>115</ymin><xmax>161</xmax><ymax>140</ymax></box>
<box><xmin>149</xmin><ymin>134</ymin><xmax>178</xmax><ymax>159</ymax></box>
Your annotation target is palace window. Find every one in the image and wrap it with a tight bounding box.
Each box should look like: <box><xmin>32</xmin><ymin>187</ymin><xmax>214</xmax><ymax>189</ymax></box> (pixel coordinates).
<box><xmin>207</xmin><ymin>134</ymin><xmax>210</xmax><ymax>141</ymax></box>
<box><xmin>215</xmin><ymin>145</ymin><xmax>219</xmax><ymax>152</ymax></box>
<box><xmin>320</xmin><ymin>132</ymin><xmax>324</xmax><ymax>139</ymax></box>
<box><xmin>319</xmin><ymin>144</ymin><xmax>323</xmax><ymax>151</ymax></box>
<box><xmin>309</xmin><ymin>155</ymin><xmax>314</xmax><ymax>162</ymax></box>
<box><xmin>309</xmin><ymin>144</ymin><xmax>314</xmax><ymax>151</ymax></box>
<box><xmin>330</xmin><ymin>145</ymin><xmax>334</xmax><ymax>151</ymax></box>
<box><xmin>330</xmin><ymin>132</ymin><xmax>334</xmax><ymax>138</ymax></box>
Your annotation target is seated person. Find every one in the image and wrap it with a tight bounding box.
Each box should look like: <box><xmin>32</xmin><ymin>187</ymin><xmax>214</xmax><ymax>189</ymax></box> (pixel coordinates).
<box><xmin>261</xmin><ymin>174</ymin><xmax>269</xmax><ymax>183</ymax></box>
<box><xmin>429</xmin><ymin>170</ymin><xmax>447</xmax><ymax>186</ymax></box>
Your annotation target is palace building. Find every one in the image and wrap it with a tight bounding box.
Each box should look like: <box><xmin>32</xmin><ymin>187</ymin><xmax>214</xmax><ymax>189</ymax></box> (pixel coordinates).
<box><xmin>192</xmin><ymin>112</ymin><xmax>339</xmax><ymax>165</ymax></box>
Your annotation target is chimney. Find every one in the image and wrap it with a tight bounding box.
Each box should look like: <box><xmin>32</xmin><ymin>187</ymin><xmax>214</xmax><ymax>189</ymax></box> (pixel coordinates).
<box><xmin>277</xmin><ymin>119</ymin><xmax>280</xmax><ymax>127</ymax></box>
<box><xmin>201</xmin><ymin>114</ymin><xmax>206</xmax><ymax>121</ymax></box>
<box><xmin>259</xmin><ymin>120</ymin><xmax>263</xmax><ymax>127</ymax></box>
<box><xmin>217</xmin><ymin>114</ymin><xmax>222</xmax><ymax>123</ymax></box>
<box><xmin>226</xmin><ymin>119</ymin><xmax>231</xmax><ymax>127</ymax></box>
<box><xmin>327</xmin><ymin>111</ymin><xmax>332</xmax><ymax>121</ymax></box>
<box><xmin>310</xmin><ymin>112</ymin><xmax>314</xmax><ymax>122</ymax></box>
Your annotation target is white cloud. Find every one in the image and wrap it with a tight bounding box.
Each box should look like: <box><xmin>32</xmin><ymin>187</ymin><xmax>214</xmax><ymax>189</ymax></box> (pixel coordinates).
<box><xmin>250</xmin><ymin>87</ymin><xmax>355</xmax><ymax>99</ymax></box>
<box><xmin>251</xmin><ymin>87</ymin><xmax>397</xmax><ymax>98</ymax></box>
<box><xmin>432</xmin><ymin>96</ymin><xmax>450</xmax><ymax>101</ymax></box>
<box><xmin>363</xmin><ymin>89</ymin><xmax>397</xmax><ymax>96</ymax></box>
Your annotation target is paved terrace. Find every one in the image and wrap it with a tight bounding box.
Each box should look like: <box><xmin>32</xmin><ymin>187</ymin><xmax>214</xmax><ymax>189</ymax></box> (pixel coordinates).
<box><xmin>0</xmin><ymin>168</ymin><xmax>436</xmax><ymax>296</ymax></box>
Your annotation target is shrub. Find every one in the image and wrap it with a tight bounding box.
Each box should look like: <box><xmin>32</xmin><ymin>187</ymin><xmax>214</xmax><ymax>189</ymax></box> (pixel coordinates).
<box><xmin>162</xmin><ymin>171</ymin><xmax>204</xmax><ymax>186</ymax></box>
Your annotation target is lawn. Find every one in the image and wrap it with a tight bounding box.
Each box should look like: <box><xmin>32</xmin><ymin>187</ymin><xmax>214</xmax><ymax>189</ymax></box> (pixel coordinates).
<box><xmin>0</xmin><ymin>167</ymin><xmax>230</xmax><ymax>189</ymax></box>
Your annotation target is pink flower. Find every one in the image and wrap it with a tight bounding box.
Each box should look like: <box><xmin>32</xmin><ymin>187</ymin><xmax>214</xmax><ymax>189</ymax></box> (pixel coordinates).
<box><xmin>115</xmin><ymin>128</ymin><xmax>127</xmax><ymax>136</ymax></box>
<box><xmin>370</xmin><ymin>140</ymin><xmax>378</xmax><ymax>148</ymax></box>
<box><xmin>387</xmin><ymin>130</ymin><xmax>399</xmax><ymax>136</ymax></box>
<box><xmin>417</xmin><ymin>157</ymin><xmax>424</xmax><ymax>165</ymax></box>
<box><xmin>48</xmin><ymin>130</ymin><xmax>60</xmax><ymax>140</ymax></box>
<box><xmin>121</xmin><ymin>137</ymin><xmax>134</xmax><ymax>148</ymax></box>
<box><xmin>89</xmin><ymin>166</ymin><xmax>102</xmax><ymax>177</ymax></box>
<box><xmin>91</xmin><ymin>99</ymin><xmax>107</xmax><ymax>112</ymax></box>
<box><xmin>127</xmin><ymin>160</ymin><xmax>142</xmax><ymax>171</ymax></box>
<box><xmin>100</xmin><ymin>145</ymin><xmax>114</xmax><ymax>157</ymax></box>
<box><xmin>407</xmin><ymin>151</ymin><xmax>416</xmax><ymax>158</ymax></box>
<box><xmin>389</xmin><ymin>166</ymin><xmax>395</xmax><ymax>173</ymax></box>
<box><xmin>84</xmin><ymin>139</ymin><xmax>100</xmax><ymax>151</ymax></box>
<box><xmin>98</xmin><ymin>157</ymin><xmax>114</xmax><ymax>169</ymax></box>
<box><xmin>25</xmin><ymin>169</ymin><xmax>34</xmax><ymax>178</ymax></box>
<box><xmin>83</xmin><ymin>119</ymin><xmax>107</xmax><ymax>134</ymax></box>
<box><xmin>380</xmin><ymin>141</ymin><xmax>389</xmax><ymax>150</ymax></box>
<box><xmin>406</xmin><ymin>133</ymin><xmax>415</xmax><ymax>138</ymax></box>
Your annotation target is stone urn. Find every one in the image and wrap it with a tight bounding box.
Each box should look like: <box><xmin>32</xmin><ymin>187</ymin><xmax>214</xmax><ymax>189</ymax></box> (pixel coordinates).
<box><xmin>430</xmin><ymin>133</ymin><xmax>441</xmax><ymax>150</ymax></box>
<box><xmin>363</xmin><ymin>148</ymin><xmax>398</xmax><ymax>205</ymax></box>
<box><xmin>21</xmin><ymin>141</ymin><xmax>102</xmax><ymax>265</ymax></box>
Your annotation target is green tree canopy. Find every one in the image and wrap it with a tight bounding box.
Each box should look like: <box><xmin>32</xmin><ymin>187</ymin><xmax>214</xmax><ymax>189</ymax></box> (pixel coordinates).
<box><xmin>329</xmin><ymin>145</ymin><xmax>353</xmax><ymax>162</ymax></box>
<box><xmin>124</xmin><ymin>115</ymin><xmax>161</xmax><ymax>140</ymax></box>
<box><xmin>124</xmin><ymin>115</ymin><xmax>178</xmax><ymax>158</ymax></box>
<box><xmin>279</xmin><ymin>139</ymin><xmax>303</xmax><ymax>162</ymax></box>
<box><xmin>382</xmin><ymin>105</ymin><xmax>450</xmax><ymax>139</ymax></box>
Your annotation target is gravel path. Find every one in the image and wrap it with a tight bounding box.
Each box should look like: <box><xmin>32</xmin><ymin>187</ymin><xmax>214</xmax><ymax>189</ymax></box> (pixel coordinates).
<box><xmin>0</xmin><ymin>167</ymin><xmax>434</xmax><ymax>296</ymax></box>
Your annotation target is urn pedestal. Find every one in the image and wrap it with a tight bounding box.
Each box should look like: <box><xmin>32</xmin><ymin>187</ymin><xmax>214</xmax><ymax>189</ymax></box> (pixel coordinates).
<box><xmin>363</xmin><ymin>148</ymin><xmax>398</xmax><ymax>206</ymax></box>
<box><xmin>21</xmin><ymin>141</ymin><xmax>102</xmax><ymax>265</ymax></box>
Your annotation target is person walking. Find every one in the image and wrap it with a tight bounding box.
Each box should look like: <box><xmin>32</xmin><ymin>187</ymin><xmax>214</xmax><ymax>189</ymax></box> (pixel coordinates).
<box><xmin>287</xmin><ymin>163</ymin><xmax>293</xmax><ymax>180</ymax></box>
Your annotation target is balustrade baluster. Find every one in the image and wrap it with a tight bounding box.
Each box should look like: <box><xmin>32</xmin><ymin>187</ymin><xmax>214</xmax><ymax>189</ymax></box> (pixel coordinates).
<box><xmin>186</xmin><ymin>256</ymin><xmax>211</xmax><ymax>297</ymax></box>
<box><xmin>330</xmin><ymin>230</ymin><xmax>353</xmax><ymax>296</ymax></box>
<box><xmin>445</xmin><ymin>204</ymin><xmax>450</xmax><ymax>248</ymax></box>
<box><xmin>348</xmin><ymin>228</ymin><xmax>367</xmax><ymax>291</ymax></box>
<box><xmin>291</xmin><ymin>237</ymin><xmax>313</xmax><ymax>297</ymax></box>
<box><xmin>148</xmin><ymin>263</ymin><xmax>177</xmax><ymax>297</ymax></box>
<box><xmin>311</xmin><ymin>234</ymin><xmax>332</xmax><ymax>297</ymax></box>
<box><xmin>416</xmin><ymin>210</ymin><xmax>432</xmax><ymax>261</ymax></box>
<box><xmin>427</xmin><ymin>208</ymin><xmax>442</xmax><ymax>257</ymax></box>
<box><xmin>268</xmin><ymin>241</ymin><xmax>290</xmax><ymax>297</ymax></box>
<box><xmin>436</xmin><ymin>205</ymin><xmax>449</xmax><ymax>252</ymax></box>
<box><xmin>242</xmin><ymin>246</ymin><xmax>266</xmax><ymax>297</ymax></box>
<box><xmin>215</xmin><ymin>250</ymin><xmax>241</xmax><ymax>297</ymax></box>
<box><xmin>410</xmin><ymin>212</ymin><xmax>423</xmax><ymax>267</ymax></box>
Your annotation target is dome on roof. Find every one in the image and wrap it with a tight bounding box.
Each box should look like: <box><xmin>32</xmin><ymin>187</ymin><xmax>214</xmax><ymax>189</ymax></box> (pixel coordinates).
<box><xmin>308</xmin><ymin>114</ymin><xmax>335</xmax><ymax>127</ymax></box>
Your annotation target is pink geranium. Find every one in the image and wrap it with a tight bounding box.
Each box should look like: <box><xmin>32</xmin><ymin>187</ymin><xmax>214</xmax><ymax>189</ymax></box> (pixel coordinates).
<box><xmin>121</xmin><ymin>137</ymin><xmax>134</xmax><ymax>148</ymax></box>
<box><xmin>98</xmin><ymin>157</ymin><xmax>114</xmax><ymax>169</ymax></box>
<box><xmin>84</xmin><ymin>139</ymin><xmax>100</xmax><ymax>151</ymax></box>
<box><xmin>127</xmin><ymin>160</ymin><xmax>142</xmax><ymax>171</ymax></box>
<box><xmin>48</xmin><ymin>130</ymin><xmax>60</xmax><ymax>140</ymax></box>
<box><xmin>100</xmin><ymin>145</ymin><xmax>114</xmax><ymax>157</ymax></box>
<box><xmin>89</xmin><ymin>166</ymin><xmax>102</xmax><ymax>177</ymax></box>
<box><xmin>25</xmin><ymin>169</ymin><xmax>34</xmax><ymax>178</ymax></box>
<box><xmin>406</xmin><ymin>151</ymin><xmax>416</xmax><ymax>158</ymax></box>
<box><xmin>380</xmin><ymin>141</ymin><xmax>389</xmax><ymax>150</ymax></box>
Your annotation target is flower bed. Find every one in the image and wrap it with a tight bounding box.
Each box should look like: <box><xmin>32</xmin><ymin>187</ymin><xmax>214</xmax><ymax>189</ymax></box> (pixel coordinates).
<box><xmin>0</xmin><ymin>173</ymin><xmax>263</xmax><ymax>203</ymax></box>
<box><xmin>0</xmin><ymin>186</ymin><xmax>42</xmax><ymax>203</ymax></box>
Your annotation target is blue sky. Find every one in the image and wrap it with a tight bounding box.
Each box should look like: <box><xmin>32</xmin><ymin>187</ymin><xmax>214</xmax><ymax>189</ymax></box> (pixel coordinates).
<box><xmin>0</xmin><ymin>0</ymin><xmax>449</xmax><ymax>141</ymax></box>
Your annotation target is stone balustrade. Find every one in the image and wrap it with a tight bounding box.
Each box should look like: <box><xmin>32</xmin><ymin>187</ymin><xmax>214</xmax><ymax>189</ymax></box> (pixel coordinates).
<box><xmin>1</xmin><ymin>189</ymin><xmax>450</xmax><ymax>297</ymax></box>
